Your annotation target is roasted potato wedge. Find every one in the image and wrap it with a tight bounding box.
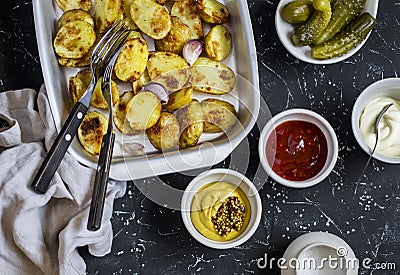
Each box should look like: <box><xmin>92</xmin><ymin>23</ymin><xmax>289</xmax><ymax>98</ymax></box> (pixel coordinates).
<box><xmin>127</xmin><ymin>30</ymin><xmax>145</xmax><ymax>42</ymax></box>
<box><xmin>155</xmin><ymin>17</ymin><xmax>192</xmax><ymax>54</ymax></box>
<box><xmin>177</xmin><ymin>100</ymin><xmax>203</xmax><ymax>148</ymax></box>
<box><xmin>78</xmin><ymin>111</ymin><xmax>108</xmax><ymax>155</ymax></box>
<box><xmin>153</xmin><ymin>0</ymin><xmax>167</xmax><ymax>5</ymax></box>
<box><xmin>126</xmin><ymin>91</ymin><xmax>162</xmax><ymax>130</ymax></box>
<box><xmin>147</xmin><ymin>51</ymin><xmax>190</xmax><ymax>91</ymax></box>
<box><xmin>120</xmin><ymin>0</ymin><xmax>139</xmax><ymax>30</ymax></box>
<box><xmin>69</xmin><ymin>69</ymin><xmax>91</xmax><ymax>105</ymax></box>
<box><xmin>171</xmin><ymin>0</ymin><xmax>203</xmax><ymax>39</ymax></box>
<box><xmin>57</xmin><ymin>51</ymin><xmax>91</xmax><ymax>67</ymax></box>
<box><xmin>201</xmin><ymin>99</ymin><xmax>237</xmax><ymax>133</ymax></box>
<box><xmin>54</xmin><ymin>21</ymin><xmax>96</xmax><ymax>59</ymax></box>
<box><xmin>113</xmin><ymin>92</ymin><xmax>139</xmax><ymax>134</ymax></box>
<box><xmin>92</xmin><ymin>77</ymin><xmax>120</xmax><ymax>109</ymax></box>
<box><xmin>204</xmin><ymin>25</ymin><xmax>232</xmax><ymax>61</ymax></box>
<box><xmin>191</xmin><ymin>57</ymin><xmax>235</xmax><ymax>95</ymax></box>
<box><xmin>56</xmin><ymin>0</ymin><xmax>91</xmax><ymax>12</ymax></box>
<box><xmin>132</xmin><ymin>69</ymin><xmax>151</xmax><ymax>94</ymax></box>
<box><xmin>93</xmin><ymin>0</ymin><xmax>122</xmax><ymax>33</ymax></box>
<box><xmin>57</xmin><ymin>32</ymin><xmax>99</xmax><ymax>67</ymax></box>
<box><xmin>115</xmin><ymin>38</ymin><xmax>149</xmax><ymax>82</ymax></box>
<box><xmin>130</xmin><ymin>0</ymin><xmax>171</xmax><ymax>39</ymax></box>
<box><xmin>69</xmin><ymin>70</ymin><xmax>119</xmax><ymax>109</ymax></box>
<box><xmin>196</xmin><ymin>0</ymin><xmax>229</xmax><ymax>24</ymax></box>
<box><xmin>165</xmin><ymin>87</ymin><xmax>193</xmax><ymax>112</ymax></box>
<box><xmin>57</xmin><ymin>9</ymin><xmax>94</xmax><ymax>29</ymax></box>
<box><xmin>147</xmin><ymin>112</ymin><xmax>180</xmax><ymax>151</ymax></box>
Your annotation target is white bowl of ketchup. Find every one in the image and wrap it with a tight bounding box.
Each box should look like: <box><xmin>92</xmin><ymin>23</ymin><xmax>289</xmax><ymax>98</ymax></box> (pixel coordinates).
<box><xmin>258</xmin><ymin>109</ymin><xmax>338</xmax><ymax>188</ymax></box>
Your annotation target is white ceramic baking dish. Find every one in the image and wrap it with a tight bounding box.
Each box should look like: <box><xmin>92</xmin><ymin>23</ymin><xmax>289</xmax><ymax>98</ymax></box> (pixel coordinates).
<box><xmin>32</xmin><ymin>0</ymin><xmax>260</xmax><ymax>181</ymax></box>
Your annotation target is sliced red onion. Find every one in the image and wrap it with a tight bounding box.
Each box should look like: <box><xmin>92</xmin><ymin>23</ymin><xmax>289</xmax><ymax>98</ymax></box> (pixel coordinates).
<box><xmin>123</xmin><ymin>142</ymin><xmax>145</xmax><ymax>156</ymax></box>
<box><xmin>183</xmin><ymin>40</ymin><xmax>203</xmax><ymax>66</ymax></box>
<box><xmin>141</xmin><ymin>83</ymin><xmax>169</xmax><ymax>104</ymax></box>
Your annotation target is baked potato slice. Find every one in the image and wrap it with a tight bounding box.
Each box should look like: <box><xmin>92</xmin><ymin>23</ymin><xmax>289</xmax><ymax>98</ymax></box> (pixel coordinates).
<box><xmin>204</xmin><ymin>25</ymin><xmax>232</xmax><ymax>61</ymax></box>
<box><xmin>120</xmin><ymin>0</ymin><xmax>139</xmax><ymax>30</ymax></box>
<box><xmin>155</xmin><ymin>16</ymin><xmax>192</xmax><ymax>54</ymax></box>
<box><xmin>177</xmin><ymin>99</ymin><xmax>203</xmax><ymax>148</ymax></box>
<box><xmin>54</xmin><ymin>21</ymin><xmax>96</xmax><ymax>59</ymax></box>
<box><xmin>113</xmin><ymin>91</ymin><xmax>139</xmax><ymax>135</ymax></box>
<box><xmin>57</xmin><ymin>9</ymin><xmax>94</xmax><ymax>29</ymax></box>
<box><xmin>196</xmin><ymin>0</ymin><xmax>229</xmax><ymax>24</ymax></box>
<box><xmin>147</xmin><ymin>51</ymin><xmax>190</xmax><ymax>91</ymax></box>
<box><xmin>92</xmin><ymin>77</ymin><xmax>120</xmax><ymax>109</ymax></box>
<box><xmin>126</xmin><ymin>91</ymin><xmax>162</xmax><ymax>130</ymax></box>
<box><xmin>201</xmin><ymin>98</ymin><xmax>237</xmax><ymax>133</ymax></box>
<box><xmin>147</xmin><ymin>112</ymin><xmax>180</xmax><ymax>151</ymax></box>
<box><xmin>56</xmin><ymin>0</ymin><xmax>91</xmax><ymax>12</ymax></box>
<box><xmin>171</xmin><ymin>0</ymin><xmax>203</xmax><ymax>39</ymax></box>
<box><xmin>78</xmin><ymin>111</ymin><xmax>108</xmax><ymax>155</ymax></box>
<box><xmin>130</xmin><ymin>0</ymin><xmax>171</xmax><ymax>39</ymax></box>
<box><xmin>127</xmin><ymin>30</ymin><xmax>145</xmax><ymax>42</ymax></box>
<box><xmin>153</xmin><ymin>0</ymin><xmax>167</xmax><ymax>5</ymax></box>
<box><xmin>114</xmin><ymin>38</ymin><xmax>149</xmax><ymax>82</ymax></box>
<box><xmin>57</xmin><ymin>31</ymin><xmax>99</xmax><ymax>67</ymax></box>
<box><xmin>58</xmin><ymin>51</ymin><xmax>91</xmax><ymax>67</ymax></box>
<box><xmin>69</xmin><ymin>69</ymin><xmax>91</xmax><ymax>106</ymax></box>
<box><xmin>155</xmin><ymin>17</ymin><xmax>192</xmax><ymax>54</ymax></box>
<box><xmin>132</xmin><ymin>69</ymin><xmax>151</xmax><ymax>94</ymax></box>
<box><xmin>191</xmin><ymin>57</ymin><xmax>235</xmax><ymax>95</ymax></box>
<box><xmin>164</xmin><ymin>87</ymin><xmax>193</xmax><ymax>112</ymax></box>
<box><xmin>93</xmin><ymin>0</ymin><xmax>122</xmax><ymax>33</ymax></box>
<box><xmin>69</xmin><ymin>70</ymin><xmax>119</xmax><ymax>109</ymax></box>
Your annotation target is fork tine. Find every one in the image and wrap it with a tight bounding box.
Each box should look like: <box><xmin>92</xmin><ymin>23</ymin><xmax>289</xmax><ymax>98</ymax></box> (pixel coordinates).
<box><xmin>95</xmin><ymin>24</ymin><xmax>128</xmax><ymax>64</ymax></box>
<box><xmin>91</xmin><ymin>19</ymin><xmax>123</xmax><ymax>62</ymax></box>
<box><xmin>103</xmin><ymin>43</ymin><xmax>126</xmax><ymax>83</ymax></box>
<box><xmin>100</xmin><ymin>30</ymin><xmax>130</xmax><ymax>66</ymax></box>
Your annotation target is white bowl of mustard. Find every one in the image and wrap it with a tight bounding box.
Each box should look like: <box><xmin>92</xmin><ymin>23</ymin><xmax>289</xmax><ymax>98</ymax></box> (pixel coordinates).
<box><xmin>181</xmin><ymin>168</ymin><xmax>262</xmax><ymax>249</ymax></box>
<box><xmin>352</xmin><ymin>78</ymin><xmax>400</xmax><ymax>164</ymax></box>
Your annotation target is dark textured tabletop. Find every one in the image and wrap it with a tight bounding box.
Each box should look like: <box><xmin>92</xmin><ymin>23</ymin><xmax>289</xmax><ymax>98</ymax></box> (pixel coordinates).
<box><xmin>1</xmin><ymin>0</ymin><xmax>399</xmax><ymax>274</ymax></box>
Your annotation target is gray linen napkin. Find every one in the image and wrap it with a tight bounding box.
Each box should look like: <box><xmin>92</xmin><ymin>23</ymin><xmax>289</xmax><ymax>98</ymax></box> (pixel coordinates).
<box><xmin>0</xmin><ymin>86</ymin><xmax>126</xmax><ymax>275</ymax></box>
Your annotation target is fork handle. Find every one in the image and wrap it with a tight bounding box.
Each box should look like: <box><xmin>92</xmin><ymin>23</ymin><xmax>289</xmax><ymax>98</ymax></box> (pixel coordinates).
<box><xmin>31</xmin><ymin>102</ymin><xmax>88</xmax><ymax>194</ymax></box>
<box><xmin>87</xmin><ymin>129</ymin><xmax>115</xmax><ymax>231</ymax></box>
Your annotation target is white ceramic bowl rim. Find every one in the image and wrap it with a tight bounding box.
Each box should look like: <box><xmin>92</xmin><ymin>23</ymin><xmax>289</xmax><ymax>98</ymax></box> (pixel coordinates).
<box><xmin>351</xmin><ymin>78</ymin><xmax>400</xmax><ymax>164</ymax></box>
<box><xmin>180</xmin><ymin>168</ymin><xmax>262</xmax><ymax>249</ymax></box>
<box><xmin>258</xmin><ymin>108</ymin><xmax>339</xmax><ymax>188</ymax></box>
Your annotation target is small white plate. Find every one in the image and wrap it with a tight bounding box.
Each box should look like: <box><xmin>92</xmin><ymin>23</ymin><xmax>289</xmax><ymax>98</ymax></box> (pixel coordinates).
<box><xmin>275</xmin><ymin>0</ymin><xmax>379</xmax><ymax>64</ymax></box>
<box><xmin>281</xmin><ymin>232</ymin><xmax>358</xmax><ymax>275</ymax></box>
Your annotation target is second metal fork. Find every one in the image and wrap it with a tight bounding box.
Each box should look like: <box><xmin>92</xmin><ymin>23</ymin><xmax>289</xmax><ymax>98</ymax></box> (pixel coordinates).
<box><xmin>31</xmin><ymin>21</ymin><xmax>130</xmax><ymax>194</ymax></box>
<box><xmin>87</xmin><ymin>41</ymin><xmax>127</xmax><ymax>231</ymax></box>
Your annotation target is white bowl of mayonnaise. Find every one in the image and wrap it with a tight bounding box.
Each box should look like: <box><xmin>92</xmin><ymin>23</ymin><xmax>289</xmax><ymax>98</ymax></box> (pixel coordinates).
<box><xmin>352</xmin><ymin>78</ymin><xmax>400</xmax><ymax>163</ymax></box>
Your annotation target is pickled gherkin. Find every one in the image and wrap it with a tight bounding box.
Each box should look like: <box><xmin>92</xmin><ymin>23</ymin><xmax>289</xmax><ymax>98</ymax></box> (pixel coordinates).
<box><xmin>312</xmin><ymin>13</ymin><xmax>376</xmax><ymax>59</ymax></box>
<box><xmin>313</xmin><ymin>0</ymin><xmax>366</xmax><ymax>45</ymax></box>
<box><xmin>291</xmin><ymin>0</ymin><xmax>332</xmax><ymax>46</ymax></box>
<box><xmin>281</xmin><ymin>0</ymin><xmax>313</xmax><ymax>24</ymax></box>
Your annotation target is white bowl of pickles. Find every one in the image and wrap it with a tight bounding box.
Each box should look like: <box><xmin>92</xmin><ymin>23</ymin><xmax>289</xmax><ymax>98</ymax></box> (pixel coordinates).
<box><xmin>181</xmin><ymin>168</ymin><xmax>262</xmax><ymax>249</ymax></box>
<box><xmin>275</xmin><ymin>0</ymin><xmax>379</xmax><ymax>64</ymax></box>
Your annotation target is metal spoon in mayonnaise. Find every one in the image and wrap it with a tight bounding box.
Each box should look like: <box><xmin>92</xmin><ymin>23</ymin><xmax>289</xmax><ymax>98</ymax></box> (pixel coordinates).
<box><xmin>359</xmin><ymin>97</ymin><xmax>400</xmax><ymax>157</ymax></box>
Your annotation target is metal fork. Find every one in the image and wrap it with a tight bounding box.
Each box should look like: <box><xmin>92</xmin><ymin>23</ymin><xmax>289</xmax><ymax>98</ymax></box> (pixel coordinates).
<box><xmin>87</xmin><ymin>43</ymin><xmax>126</xmax><ymax>231</ymax></box>
<box><xmin>31</xmin><ymin>21</ymin><xmax>130</xmax><ymax>194</ymax></box>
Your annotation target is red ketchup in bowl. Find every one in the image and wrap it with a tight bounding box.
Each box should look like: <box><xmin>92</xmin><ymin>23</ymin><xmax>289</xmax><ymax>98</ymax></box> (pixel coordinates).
<box><xmin>266</xmin><ymin>120</ymin><xmax>328</xmax><ymax>181</ymax></box>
